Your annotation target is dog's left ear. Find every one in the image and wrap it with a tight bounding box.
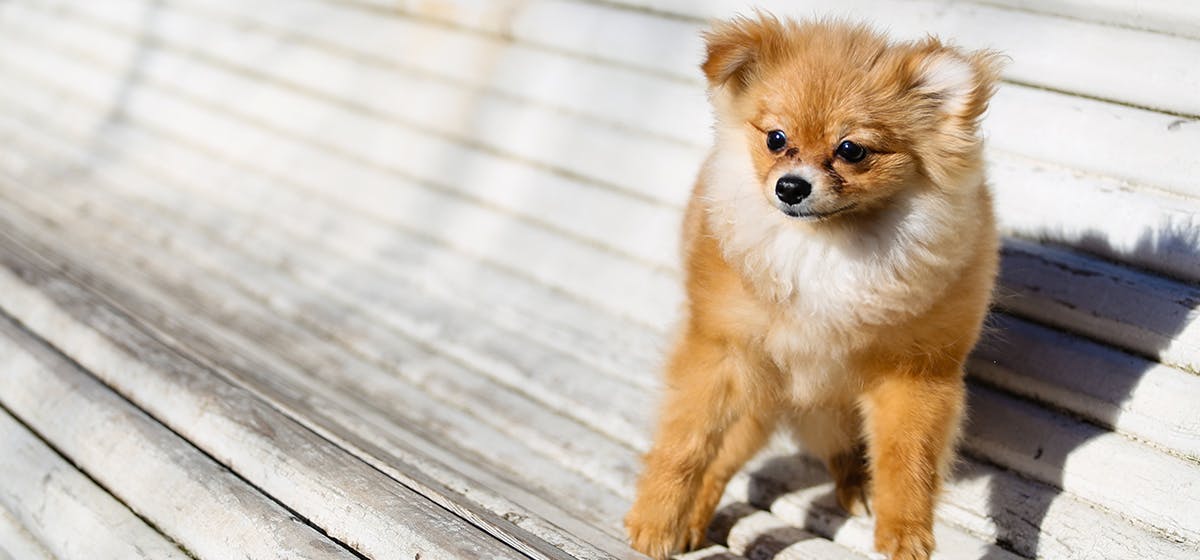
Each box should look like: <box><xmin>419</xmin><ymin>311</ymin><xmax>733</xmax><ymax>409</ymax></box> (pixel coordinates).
<box><xmin>909</xmin><ymin>43</ymin><xmax>1005</xmax><ymax>126</ymax></box>
<box><xmin>903</xmin><ymin>42</ymin><xmax>1005</xmax><ymax>185</ymax></box>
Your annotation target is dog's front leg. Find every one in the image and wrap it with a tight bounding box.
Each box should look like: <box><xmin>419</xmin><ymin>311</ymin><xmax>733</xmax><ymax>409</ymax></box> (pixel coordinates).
<box><xmin>862</xmin><ymin>370</ymin><xmax>965</xmax><ymax>560</ymax></box>
<box><xmin>625</xmin><ymin>332</ymin><xmax>755</xmax><ymax>559</ymax></box>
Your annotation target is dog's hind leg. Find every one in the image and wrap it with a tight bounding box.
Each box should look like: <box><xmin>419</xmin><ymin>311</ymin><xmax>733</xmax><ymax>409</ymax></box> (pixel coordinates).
<box><xmin>789</xmin><ymin>404</ymin><xmax>870</xmax><ymax>516</ymax></box>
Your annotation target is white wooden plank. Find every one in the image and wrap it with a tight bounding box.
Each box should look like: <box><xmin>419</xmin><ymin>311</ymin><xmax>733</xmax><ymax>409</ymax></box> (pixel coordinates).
<box><xmin>987</xmin><ymin>153</ymin><xmax>1200</xmax><ymax>283</ymax></box>
<box><xmin>976</xmin><ymin>0</ymin><xmax>1200</xmax><ymax>40</ymax></box>
<box><xmin>0</xmin><ymin>237</ymin><xmax>534</xmax><ymax>559</ymax></box>
<box><xmin>971</xmin><ymin>314</ymin><xmax>1200</xmax><ymax>460</ymax></box>
<box><xmin>0</xmin><ymin>405</ymin><xmax>190</xmax><ymax>560</ymax></box>
<box><xmin>998</xmin><ymin>238</ymin><xmax>1200</xmax><ymax>375</ymax></box>
<box><xmin>0</xmin><ymin>506</ymin><xmax>53</xmax><ymax>560</ymax></box>
<box><xmin>965</xmin><ymin>384</ymin><xmax>1199</xmax><ymax>545</ymax></box>
<box><xmin>12</xmin><ymin>0</ymin><xmax>1200</xmax><ymax>290</ymax></box>
<box><xmin>0</xmin><ymin>126</ymin><xmax>642</xmax><ymax>557</ymax></box>
<box><xmin>0</xmin><ymin>315</ymin><xmax>361</xmax><ymax>560</ymax></box>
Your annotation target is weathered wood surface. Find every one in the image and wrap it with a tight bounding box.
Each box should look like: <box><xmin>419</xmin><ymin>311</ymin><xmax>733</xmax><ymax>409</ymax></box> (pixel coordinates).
<box><xmin>0</xmin><ymin>0</ymin><xmax>1197</xmax><ymax>559</ymax></box>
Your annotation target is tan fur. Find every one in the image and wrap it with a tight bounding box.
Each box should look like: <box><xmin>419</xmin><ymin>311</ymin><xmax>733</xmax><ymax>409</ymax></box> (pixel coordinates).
<box><xmin>626</xmin><ymin>17</ymin><xmax>1002</xmax><ymax>560</ymax></box>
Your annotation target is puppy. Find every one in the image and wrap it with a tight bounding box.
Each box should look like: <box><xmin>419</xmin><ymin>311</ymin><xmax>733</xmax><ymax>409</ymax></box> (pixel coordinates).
<box><xmin>625</xmin><ymin>16</ymin><xmax>1001</xmax><ymax>560</ymax></box>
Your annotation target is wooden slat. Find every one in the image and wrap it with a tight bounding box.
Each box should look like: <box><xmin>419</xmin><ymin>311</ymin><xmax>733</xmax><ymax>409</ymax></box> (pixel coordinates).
<box><xmin>998</xmin><ymin>238</ymin><xmax>1200</xmax><ymax>375</ymax></box>
<box><xmin>0</xmin><ymin>506</ymin><xmax>53</xmax><ymax>560</ymax></box>
<box><xmin>971</xmin><ymin>314</ymin><xmax>1200</xmax><ymax>460</ymax></box>
<box><xmin>965</xmin><ymin>384</ymin><xmax>1198</xmax><ymax>544</ymax></box>
<box><xmin>0</xmin><ymin>313</ymin><xmax>361</xmax><ymax>560</ymax></box>
<box><xmin>975</xmin><ymin>0</ymin><xmax>1200</xmax><ymax>40</ymax></box>
<box><xmin>0</xmin><ymin>233</ymin><xmax>534</xmax><ymax>559</ymax></box>
<box><xmin>0</xmin><ymin>405</ymin><xmax>189</xmax><ymax>560</ymax></box>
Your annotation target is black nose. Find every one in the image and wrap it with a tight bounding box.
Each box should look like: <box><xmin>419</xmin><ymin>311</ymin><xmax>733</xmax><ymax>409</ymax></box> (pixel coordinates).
<box><xmin>775</xmin><ymin>175</ymin><xmax>812</xmax><ymax>205</ymax></box>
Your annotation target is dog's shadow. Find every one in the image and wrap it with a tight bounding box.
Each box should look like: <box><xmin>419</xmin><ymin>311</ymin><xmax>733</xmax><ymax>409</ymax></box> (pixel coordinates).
<box><xmin>700</xmin><ymin>225</ymin><xmax>1199</xmax><ymax>560</ymax></box>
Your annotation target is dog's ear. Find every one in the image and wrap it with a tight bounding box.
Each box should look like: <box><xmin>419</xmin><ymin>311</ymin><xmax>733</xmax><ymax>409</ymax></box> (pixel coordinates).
<box><xmin>908</xmin><ymin>41</ymin><xmax>1005</xmax><ymax>124</ymax></box>
<box><xmin>701</xmin><ymin>14</ymin><xmax>786</xmax><ymax>92</ymax></box>
<box><xmin>902</xmin><ymin>41</ymin><xmax>1006</xmax><ymax>185</ymax></box>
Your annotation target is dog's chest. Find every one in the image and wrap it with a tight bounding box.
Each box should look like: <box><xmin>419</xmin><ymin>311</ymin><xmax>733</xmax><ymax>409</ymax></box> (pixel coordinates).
<box><xmin>760</xmin><ymin>305</ymin><xmax>869</xmax><ymax>407</ymax></box>
<box><xmin>750</xmin><ymin>240</ymin><xmax>917</xmax><ymax>406</ymax></box>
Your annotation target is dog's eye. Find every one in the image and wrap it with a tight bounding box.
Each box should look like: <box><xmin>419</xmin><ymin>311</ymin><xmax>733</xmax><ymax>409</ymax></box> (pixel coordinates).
<box><xmin>766</xmin><ymin>130</ymin><xmax>787</xmax><ymax>152</ymax></box>
<box><xmin>836</xmin><ymin>140</ymin><xmax>867</xmax><ymax>163</ymax></box>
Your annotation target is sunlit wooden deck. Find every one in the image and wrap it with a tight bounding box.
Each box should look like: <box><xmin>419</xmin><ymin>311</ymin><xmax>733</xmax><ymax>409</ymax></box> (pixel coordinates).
<box><xmin>0</xmin><ymin>1</ymin><xmax>1198</xmax><ymax>559</ymax></box>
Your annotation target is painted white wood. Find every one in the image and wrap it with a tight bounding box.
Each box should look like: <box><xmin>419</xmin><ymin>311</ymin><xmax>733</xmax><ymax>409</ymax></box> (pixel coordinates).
<box><xmin>976</xmin><ymin>0</ymin><xmax>1200</xmax><ymax>40</ymax></box>
<box><xmin>0</xmin><ymin>242</ymin><xmax>535</xmax><ymax>559</ymax></box>
<box><xmin>965</xmin><ymin>384</ymin><xmax>1200</xmax><ymax>544</ymax></box>
<box><xmin>998</xmin><ymin>238</ymin><xmax>1200</xmax><ymax>375</ymax></box>
<box><xmin>0</xmin><ymin>506</ymin><xmax>53</xmax><ymax>560</ymax></box>
<box><xmin>0</xmin><ymin>317</ymin><xmax>361</xmax><ymax>560</ymax></box>
<box><xmin>0</xmin><ymin>406</ymin><xmax>190</xmax><ymax>560</ymax></box>
<box><xmin>971</xmin><ymin>314</ymin><xmax>1200</xmax><ymax>460</ymax></box>
<box><xmin>0</xmin><ymin>129</ymin><xmax>639</xmax><ymax>558</ymax></box>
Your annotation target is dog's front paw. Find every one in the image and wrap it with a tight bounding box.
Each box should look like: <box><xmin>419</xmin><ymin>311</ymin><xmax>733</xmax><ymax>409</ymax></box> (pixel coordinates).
<box><xmin>874</xmin><ymin>522</ymin><xmax>934</xmax><ymax>560</ymax></box>
<box><xmin>625</xmin><ymin>500</ymin><xmax>691</xmax><ymax>559</ymax></box>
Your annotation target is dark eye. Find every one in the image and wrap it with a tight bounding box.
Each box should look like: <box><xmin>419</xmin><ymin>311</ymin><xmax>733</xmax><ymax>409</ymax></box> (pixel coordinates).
<box><xmin>766</xmin><ymin>130</ymin><xmax>787</xmax><ymax>152</ymax></box>
<box><xmin>836</xmin><ymin>140</ymin><xmax>867</xmax><ymax>163</ymax></box>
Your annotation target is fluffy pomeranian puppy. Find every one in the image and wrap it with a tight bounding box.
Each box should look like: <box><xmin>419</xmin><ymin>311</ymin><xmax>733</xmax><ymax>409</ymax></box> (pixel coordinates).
<box><xmin>625</xmin><ymin>16</ymin><xmax>1002</xmax><ymax>560</ymax></box>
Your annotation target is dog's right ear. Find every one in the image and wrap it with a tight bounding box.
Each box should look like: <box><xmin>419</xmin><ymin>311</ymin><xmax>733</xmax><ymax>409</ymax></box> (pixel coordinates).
<box><xmin>701</xmin><ymin>14</ymin><xmax>784</xmax><ymax>92</ymax></box>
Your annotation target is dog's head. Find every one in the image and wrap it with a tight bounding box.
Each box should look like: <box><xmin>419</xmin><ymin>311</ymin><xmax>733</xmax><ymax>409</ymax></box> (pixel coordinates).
<box><xmin>702</xmin><ymin>16</ymin><xmax>1003</xmax><ymax>222</ymax></box>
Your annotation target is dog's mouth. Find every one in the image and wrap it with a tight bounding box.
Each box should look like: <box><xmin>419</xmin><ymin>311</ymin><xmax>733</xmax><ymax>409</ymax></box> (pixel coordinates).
<box><xmin>776</xmin><ymin>202</ymin><xmax>858</xmax><ymax>221</ymax></box>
